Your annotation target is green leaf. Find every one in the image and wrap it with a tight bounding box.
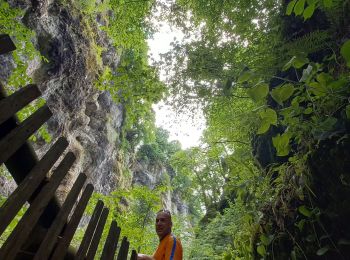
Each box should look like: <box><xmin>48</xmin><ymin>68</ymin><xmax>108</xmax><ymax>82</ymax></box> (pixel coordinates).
<box><xmin>272</xmin><ymin>132</ymin><xmax>292</xmax><ymax>156</ymax></box>
<box><xmin>294</xmin><ymin>0</ymin><xmax>306</xmax><ymax>15</ymax></box>
<box><xmin>323</xmin><ymin>0</ymin><xmax>333</xmax><ymax>8</ymax></box>
<box><xmin>319</xmin><ymin>117</ymin><xmax>337</xmax><ymax>131</ymax></box>
<box><xmin>283</xmin><ymin>56</ymin><xmax>309</xmax><ymax>71</ymax></box>
<box><xmin>346</xmin><ymin>105</ymin><xmax>350</xmax><ymax>119</ymax></box>
<box><xmin>328</xmin><ymin>78</ymin><xmax>348</xmax><ymax>91</ymax></box>
<box><xmin>258</xmin><ymin>122</ymin><xmax>272</xmax><ymax>135</ymax></box>
<box><xmin>247</xmin><ymin>83</ymin><xmax>269</xmax><ymax>102</ymax></box>
<box><xmin>260</xmin><ymin>234</ymin><xmax>271</xmax><ymax>246</ymax></box>
<box><xmin>298</xmin><ymin>205</ymin><xmax>312</xmax><ymax>217</ymax></box>
<box><xmin>303</xmin><ymin>4</ymin><xmax>315</xmax><ymax>20</ymax></box>
<box><xmin>293</xmin><ymin>56</ymin><xmax>309</xmax><ymax>68</ymax></box>
<box><xmin>296</xmin><ymin>219</ymin><xmax>306</xmax><ymax>231</ymax></box>
<box><xmin>257</xmin><ymin>245</ymin><xmax>266</xmax><ymax>256</ymax></box>
<box><xmin>316</xmin><ymin>246</ymin><xmax>330</xmax><ymax>256</ymax></box>
<box><xmin>238</xmin><ymin>71</ymin><xmax>252</xmax><ymax>83</ymax></box>
<box><xmin>258</xmin><ymin>108</ymin><xmax>277</xmax><ymax>134</ymax></box>
<box><xmin>283</xmin><ymin>56</ymin><xmax>295</xmax><ymax>71</ymax></box>
<box><xmin>271</xmin><ymin>84</ymin><xmax>295</xmax><ymax>105</ymax></box>
<box><xmin>338</xmin><ymin>239</ymin><xmax>350</xmax><ymax>245</ymax></box>
<box><xmin>340</xmin><ymin>40</ymin><xmax>350</xmax><ymax>67</ymax></box>
<box><xmin>291</xmin><ymin>250</ymin><xmax>297</xmax><ymax>260</ymax></box>
<box><xmin>304</xmin><ymin>107</ymin><xmax>313</xmax><ymax>114</ymax></box>
<box><xmin>286</xmin><ymin>0</ymin><xmax>297</xmax><ymax>15</ymax></box>
<box><xmin>307</xmin><ymin>0</ymin><xmax>317</xmax><ymax>4</ymax></box>
<box><xmin>316</xmin><ymin>72</ymin><xmax>333</xmax><ymax>85</ymax></box>
<box><xmin>309</xmin><ymin>82</ymin><xmax>327</xmax><ymax>96</ymax></box>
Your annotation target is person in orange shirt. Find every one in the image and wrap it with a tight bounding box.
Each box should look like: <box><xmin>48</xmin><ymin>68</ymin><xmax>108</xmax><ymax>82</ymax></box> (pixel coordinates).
<box><xmin>138</xmin><ymin>209</ymin><xmax>183</xmax><ymax>260</ymax></box>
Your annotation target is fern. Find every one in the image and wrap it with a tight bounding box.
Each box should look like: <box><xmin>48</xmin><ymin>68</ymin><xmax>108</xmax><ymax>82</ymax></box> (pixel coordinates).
<box><xmin>284</xmin><ymin>30</ymin><xmax>332</xmax><ymax>56</ymax></box>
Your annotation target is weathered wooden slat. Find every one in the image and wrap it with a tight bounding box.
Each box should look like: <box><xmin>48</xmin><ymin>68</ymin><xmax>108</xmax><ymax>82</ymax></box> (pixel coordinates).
<box><xmin>50</xmin><ymin>184</ymin><xmax>94</xmax><ymax>260</ymax></box>
<box><xmin>130</xmin><ymin>249</ymin><xmax>138</xmax><ymax>260</ymax></box>
<box><xmin>0</xmin><ymin>84</ymin><xmax>41</xmax><ymax>125</ymax></box>
<box><xmin>0</xmin><ymin>83</ymin><xmax>39</xmax><ymax>186</ymax></box>
<box><xmin>86</xmin><ymin>207</ymin><xmax>109</xmax><ymax>260</ymax></box>
<box><xmin>0</xmin><ymin>105</ymin><xmax>52</xmax><ymax>164</ymax></box>
<box><xmin>0</xmin><ymin>34</ymin><xmax>16</xmax><ymax>55</ymax></box>
<box><xmin>101</xmin><ymin>221</ymin><xmax>121</xmax><ymax>260</ymax></box>
<box><xmin>117</xmin><ymin>237</ymin><xmax>130</xmax><ymax>260</ymax></box>
<box><xmin>0</xmin><ymin>152</ymin><xmax>76</xmax><ymax>260</ymax></box>
<box><xmin>75</xmin><ymin>200</ymin><xmax>104</xmax><ymax>260</ymax></box>
<box><xmin>34</xmin><ymin>172</ymin><xmax>87</xmax><ymax>260</ymax></box>
<box><xmin>0</xmin><ymin>137</ymin><xmax>68</xmax><ymax>236</ymax></box>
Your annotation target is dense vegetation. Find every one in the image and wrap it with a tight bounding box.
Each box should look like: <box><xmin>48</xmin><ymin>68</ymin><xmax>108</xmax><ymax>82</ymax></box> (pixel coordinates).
<box><xmin>160</xmin><ymin>0</ymin><xmax>350</xmax><ymax>259</ymax></box>
<box><xmin>1</xmin><ymin>0</ymin><xmax>350</xmax><ymax>259</ymax></box>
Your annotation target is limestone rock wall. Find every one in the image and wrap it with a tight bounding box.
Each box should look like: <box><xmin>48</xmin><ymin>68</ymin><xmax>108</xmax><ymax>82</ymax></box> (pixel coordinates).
<box><xmin>132</xmin><ymin>160</ymin><xmax>189</xmax><ymax>216</ymax></box>
<box><xmin>1</xmin><ymin>0</ymin><xmax>125</xmax><ymax>196</ymax></box>
<box><xmin>0</xmin><ymin>0</ymin><xmax>188</xmax><ymax>216</ymax></box>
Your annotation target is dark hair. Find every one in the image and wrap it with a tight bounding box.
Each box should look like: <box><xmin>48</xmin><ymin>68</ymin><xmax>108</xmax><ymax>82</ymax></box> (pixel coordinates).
<box><xmin>157</xmin><ymin>209</ymin><xmax>172</xmax><ymax>220</ymax></box>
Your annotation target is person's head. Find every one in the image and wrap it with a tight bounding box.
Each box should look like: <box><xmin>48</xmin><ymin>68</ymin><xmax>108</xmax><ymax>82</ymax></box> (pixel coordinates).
<box><xmin>155</xmin><ymin>209</ymin><xmax>172</xmax><ymax>240</ymax></box>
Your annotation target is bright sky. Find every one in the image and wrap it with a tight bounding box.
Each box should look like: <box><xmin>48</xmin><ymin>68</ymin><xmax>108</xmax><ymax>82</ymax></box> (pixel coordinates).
<box><xmin>147</xmin><ymin>23</ymin><xmax>206</xmax><ymax>149</ymax></box>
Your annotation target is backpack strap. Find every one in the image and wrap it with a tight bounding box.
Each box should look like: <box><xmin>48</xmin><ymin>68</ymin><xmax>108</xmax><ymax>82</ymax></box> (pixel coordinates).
<box><xmin>170</xmin><ymin>235</ymin><xmax>177</xmax><ymax>260</ymax></box>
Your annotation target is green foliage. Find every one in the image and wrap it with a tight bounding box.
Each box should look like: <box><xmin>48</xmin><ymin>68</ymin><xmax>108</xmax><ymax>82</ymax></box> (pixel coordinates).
<box><xmin>63</xmin><ymin>0</ymin><xmax>165</xmax><ymax>150</ymax></box>
<box><xmin>0</xmin><ymin>196</ymin><xmax>28</xmax><ymax>247</ymax></box>
<box><xmin>283</xmin><ymin>30</ymin><xmax>332</xmax><ymax>59</ymax></box>
<box><xmin>0</xmin><ymin>165</ymin><xmax>10</xmax><ymax>179</ymax></box>
<box><xmin>158</xmin><ymin>0</ymin><xmax>350</xmax><ymax>258</ymax></box>
<box><xmin>298</xmin><ymin>205</ymin><xmax>312</xmax><ymax>217</ymax></box>
<box><xmin>137</xmin><ymin>128</ymin><xmax>181</xmax><ymax>164</ymax></box>
<box><xmin>3</xmin><ymin>0</ymin><xmax>348</xmax><ymax>258</ymax></box>
<box><xmin>247</xmin><ymin>83</ymin><xmax>269</xmax><ymax>103</ymax></box>
<box><xmin>0</xmin><ymin>2</ymin><xmax>52</xmax><ymax>143</ymax></box>
<box><xmin>258</xmin><ymin>108</ymin><xmax>277</xmax><ymax>134</ymax></box>
<box><xmin>91</xmin><ymin>0</ymin><xmax>166</xmax><ymax>149</ymax></box>
<box><xmin>340</xmin><ymin>40</ymin><xmax>350</xmax><ymax>67</ymax></box>
<box><xmin>286</xmin><ymin>0</ymin><xmax>337</xmax><ymax>20</ymax></box>
<box><xmin>283</xmin><ymin>55</ymin><xmax>309</xmax><ymax>71</ymax></box>
<box><xmin>0</xmin><ymin>1</ymin><xmax>42</xmax><ymax>89</ymax></box>
<box><xmin>270</xmin><ymin>84</ymin><xmax>295</xmax><ymax>105</ymax></box>
<box><xmin>272</xmin><ymin>132</ymin><xmax>292</xmax><ymax>156</ymax></box>
<box><xmin>160</xmin><ymin>0</ymin><xmax>283</xmax><ymax>113</ymax></box>
<box><xmin>15</xmin><ymin>98</ymin><xmax>52</xmax><ymax>143</ymax></box>
<box><xmin>73</xmin><ymin>185</ymin><xmax>166</xmax><ymax>256</ymax></box>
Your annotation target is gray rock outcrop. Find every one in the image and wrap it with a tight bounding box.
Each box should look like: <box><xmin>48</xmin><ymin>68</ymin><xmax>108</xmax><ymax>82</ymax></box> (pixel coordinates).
<box><xmin>1</xmin><ymin>0</ymin><xmax>188</xmax><ymax>216</ymax></box>
<box><xmin>132</xmin><ymin>160</ymin><xmax>189</xmax><ymax>215</ymax></box>
<box><xmin>2</xmin><ymin>0</ymin><xmax>125</xmax><ymax>197</ymax></box>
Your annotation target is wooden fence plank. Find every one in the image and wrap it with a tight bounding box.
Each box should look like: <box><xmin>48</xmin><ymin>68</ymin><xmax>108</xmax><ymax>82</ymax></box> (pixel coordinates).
<box><xmin>130</xmin><ymin>249</ymin><xmax>138</xmax><ymax>260</ymax></box>
<box><xmin>86</xmin><ymin>207</ymin><xmax>109</xmax><ymax>260</ymax></box>
<box><xmin>0</xmin><ymin>83</ymin><xmax>39</xmax><ymax>186</ymax></box>
<box><xmin>34</xmin><ymin>172</ymin><xmax>87</xmax><ymax>260</ymax></box>
<box><xmin>0</xmin><ymin>84</ymin><xmax>41</xmax><ymax>125</ymax></box>
<box><xmin>101</xmin><ymin>221</ymin><xmax>121</xmax><ymax>260</ymax></box>
<box><xmin>0</xmin><ymin>34</ymin><xmax>16</xmax><ymax>55</ymax></box>
<box><xmin>0</xmin><ymin>137</ymin><xmax>68</xmax><ymax>236</ymax></box>
<box><xmin>75</xmin><ymin>200</ymin><xmax>104</xmax><ymax>260</ymax></box>
<box><xmin>50</xmin><ymin>184</ymin><xmax>94</xmax><ymax>260</ymax></box>
<box><xmin>0</xmin><ymin>105</ymin><xmax>52</xmax><ymax>164</ymax></box>
<box><xmin>117</xmin><ymin>237</ymin><xmax>130</xmax><ymax>260</ymax></box>
<box><xmin>0</xmin><ymin>152</ymin><xmax>76</xmax><ymax>259</ymax></box>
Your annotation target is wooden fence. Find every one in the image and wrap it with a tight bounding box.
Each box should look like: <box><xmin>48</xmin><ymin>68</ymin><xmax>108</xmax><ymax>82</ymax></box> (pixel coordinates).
<box><xmin>0</xmin><ymin>35</ymin><xmax>138</xmax><ymax>259</ymax></box>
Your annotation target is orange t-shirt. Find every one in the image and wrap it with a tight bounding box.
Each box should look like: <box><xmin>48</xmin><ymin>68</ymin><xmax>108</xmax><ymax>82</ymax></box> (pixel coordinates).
<box><xmin>153</xmin><ymin>234</ymin><xmax>183</xmax><ymax>260</ymax></box>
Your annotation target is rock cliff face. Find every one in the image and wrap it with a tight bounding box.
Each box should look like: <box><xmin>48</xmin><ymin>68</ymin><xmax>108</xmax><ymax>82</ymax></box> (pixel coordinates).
<box><xmin>1</xmin><ymin>0</ymin><xmax>187</xmax><ymax>214</ymax></box>
<box><xmin>2</xmin><ymin>0</ymin><xmax>125</xmax><ymax>197</ymax></box>
<box><xmin>132</xmin><ymin>161</ymin><xmax>189</xmax><ymax>215</ymax></box>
